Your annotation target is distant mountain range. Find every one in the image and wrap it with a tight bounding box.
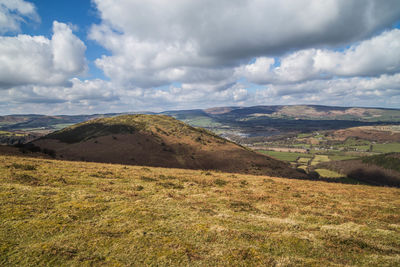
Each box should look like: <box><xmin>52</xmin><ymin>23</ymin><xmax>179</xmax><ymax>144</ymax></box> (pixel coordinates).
<box><xmin>1</xmin><ymin>105</ymin><xmax>400</xmax><ymax>139</ymax></box>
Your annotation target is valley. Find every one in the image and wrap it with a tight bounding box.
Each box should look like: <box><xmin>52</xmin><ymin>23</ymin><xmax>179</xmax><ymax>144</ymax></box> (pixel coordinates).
<box><xmin>1</xmin><ymin>106</ymin><xmax>400</xmax><ymax>266</ymax></box>
<box><xmin>249</xmin><ymin>125</ymin><xmax>400</xmax><ymax>180</ymax></box>
<box><xmin>2</xmin><ymin>105</ymin><xmax>399</xmax><ymax>184</ymax></box>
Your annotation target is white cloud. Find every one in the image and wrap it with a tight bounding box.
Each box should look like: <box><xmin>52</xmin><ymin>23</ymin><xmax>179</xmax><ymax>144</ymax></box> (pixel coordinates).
<box><xmin>0</xmin><ymin>0</ymin><xmax>39</xmax><ymax>33</ymax></box>
<box><xmin>1</xmin><ymin>72</ymin><xmax>400</xmax><ymax>115</ymax></box>
<box><xmin>1</xmin><ymin>0</ymin><xmax>400</xmax><ymax>114</ymax></box>
<box><xmin>92</xmin><ymin>0</ymin><xmax>400</xmax><ymax>58</ymax></box>
<box><xmin>90</xmin><ymin>0</ymin><xmax>400</xmax><ymax>89</ymax></box>
<box><xmin>253</xmin><ymin>73</ymin><xmax>400</xmax><ymax>107</ymax></box>
<box><xmin>238</xmin><ymin>29</ymin><xmax>400</xmax><ymax>84</ymax></box>
<box><xmin>0</xmin><ymin>21</ymin><xmax>87</xmax><ymax>89</ymax></box>
<box><xmin>0</xmin><ymin>78</ymin><xmax>121</xmax><ymax>114</ymax></box>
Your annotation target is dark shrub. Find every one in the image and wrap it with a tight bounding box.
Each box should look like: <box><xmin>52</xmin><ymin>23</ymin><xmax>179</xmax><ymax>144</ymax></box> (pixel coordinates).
<box><xmin>347</xmin><ymin>168</ymin><xmax>400</xmax><ymax>187</ymax></box>
<box><xmin>17</xmin><ymin>143</ymin><xmax>41</xmax><ymax>153</ymax></box>
<box><xmin>42</xmin><ymin>148</ymin><xmax>56</xmax><ymax>158</ymax></box>
<box><xmin>308</xmin><ymin>171</ymin><xmax>320</xmax><ymax>179</ymax></box>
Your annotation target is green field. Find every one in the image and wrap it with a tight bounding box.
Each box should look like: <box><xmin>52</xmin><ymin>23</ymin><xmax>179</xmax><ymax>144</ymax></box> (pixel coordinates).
<box><xmin>297</xmin><ymin>133</ymin><xmax>312</xmax><ymax>138</ymax></box>
<box><xmin>297</xmin><ymin>157</ymin><xmax>310</xmax><ymax>164</ymax></box>
<box><xmin>0</xmin><ymin>131</ymin><xmax>26</xmax><ymax>137</ymax></box>
<box><xmin>292</xmin><ymin>143</ymin><xmax>311</xmax><ymax>148</ymax></box>
<box><xmin>257</xmin><ymin>150</ymin><xmax>311</xmax><ymax>162</ymax></box>
<box><xmin>257</xmin><ymin>150</ymin><xmax>359</xmax><ymax>167</ymax></box>
<box><xmin>315</xmin><ymin>168</ymin><xmax>344</xmax><ymax>178</ymax></box>
<box><xmin>311</xmin><ymin>155</ymin><xmax>330</xmax><ymax>166</ymax></box>
<box><xmin>372</xmin><ymin>143</ymin><xmax>400</xmax><ymax>153</ymax></box>
<box><xmin>328</xmin><ymin>154</ymin><xmax>359</xmax><ymax>161</ymax></box>
<box><xmin>332</xmin><ymin>139</ymin><xmax>372</xmax><ymax>152</ymax></box>
<box><xmin>0</xmin><ymin>131</ymin><xmax>14</xmax><ymax>136</ymax></box>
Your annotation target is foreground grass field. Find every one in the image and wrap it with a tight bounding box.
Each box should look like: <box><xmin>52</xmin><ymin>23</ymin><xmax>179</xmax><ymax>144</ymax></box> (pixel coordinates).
<box><xmin>1</xmin><ymin>155</ymin><xmax>400</xmax><ymax>266</ymax></box>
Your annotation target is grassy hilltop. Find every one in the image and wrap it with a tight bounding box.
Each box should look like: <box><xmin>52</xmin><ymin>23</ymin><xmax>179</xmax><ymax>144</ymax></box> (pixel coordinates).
<box><xmin>30</xmin><ymin>114</ymin><xmax>305</xmax><ymax>178</ymax></box>
<box><xmin>1</xmin><ymin>154</ymin><xmax>399</xmax><ymax>266</ymax></box>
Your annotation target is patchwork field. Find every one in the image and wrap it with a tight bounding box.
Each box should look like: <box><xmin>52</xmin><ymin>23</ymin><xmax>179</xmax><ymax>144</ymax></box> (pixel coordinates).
<box><xmin>253</xmin><ymin>124</ymin><xmax>400</xmax><ymax>180</ymax></box>
<box><xmin>1</xmin><ymin>155</ymin><xmax>400</xmax><ymax>266</ymax></box>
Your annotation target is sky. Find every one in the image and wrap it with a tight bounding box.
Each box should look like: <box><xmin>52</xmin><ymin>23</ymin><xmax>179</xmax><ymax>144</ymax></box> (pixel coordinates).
<box><xmin>0</xmin><ymin>0</ymin><xmax>400</xmax><ymax>115</ymax></box>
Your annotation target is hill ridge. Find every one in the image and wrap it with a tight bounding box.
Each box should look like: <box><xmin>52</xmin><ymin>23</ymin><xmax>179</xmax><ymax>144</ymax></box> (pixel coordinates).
<box><xmin>31</xmin><ymin>114</ymin><xmax>305</xmax><ymax>178</ymax></box>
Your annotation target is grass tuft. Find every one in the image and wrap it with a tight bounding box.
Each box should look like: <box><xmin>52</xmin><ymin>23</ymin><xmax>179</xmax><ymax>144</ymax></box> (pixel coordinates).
<box><xmin>157</xmin><ymin>181</ymin><xmax>184</xmax><ymax>189</ymax></box>
<box><xmin>140</xmin><ymin>176</ymin><xmax>158</xmax><ymax>182</ymax></box>
<box><xmin>229</xmin><ymin>201</ymin><xmax>258</xmax><ymax>212</ymax></box>
<box><xmin>12</xmin><ymin>173</ymin><xmax>40</xmax><ymax>185</ymax></box>
<box><xmin>8</xmin><ymin>163</ymin><xmax>36</xmax><ymax>170</ymax></box>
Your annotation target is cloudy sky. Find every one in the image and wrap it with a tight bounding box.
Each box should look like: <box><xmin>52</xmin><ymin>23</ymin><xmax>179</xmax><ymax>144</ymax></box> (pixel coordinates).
<box><xmin>0</xmin><ymin>0</ymin><xmax>399</xmax><ymax>115</ymax></box>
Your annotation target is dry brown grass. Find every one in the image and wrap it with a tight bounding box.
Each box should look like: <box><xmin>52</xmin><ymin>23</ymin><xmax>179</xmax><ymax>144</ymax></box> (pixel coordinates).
<box><xmin>1</xmin><ymin>154</ymin><xmax>399</xmax><ymax>266</ymax></box>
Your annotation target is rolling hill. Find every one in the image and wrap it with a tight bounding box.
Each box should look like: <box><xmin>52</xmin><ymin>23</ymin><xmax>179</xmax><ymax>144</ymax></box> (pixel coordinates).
<box><xmin>201</xmin><ymin>105</ymin><xmax>400</xmax><ymax>122</ymax></box>
<box><xmin>2</xmin><ymin>105</ymin><xmax>399</xmax><ymax>135</ymax></box>
<box><xmin>29</xmin><ymin>114</ymin><xmax>305</xmax><ymax>178</ymax></box>
<box><xmin>165</xmin><ymin>105</ymin><xmax>400</xmax><ymax>138</ymax></box>
<box><xmin>330</xmin><ymin>125</ymin><xmax>400</xmax><ymax>142</ymax></box>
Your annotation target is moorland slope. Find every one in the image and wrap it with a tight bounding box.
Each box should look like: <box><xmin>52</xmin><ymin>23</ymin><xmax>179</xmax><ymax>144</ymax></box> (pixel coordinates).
<box><xmin>0</xmin><ymin>155</ymin><xmax>399</xmax><ymax>266</ymax></box>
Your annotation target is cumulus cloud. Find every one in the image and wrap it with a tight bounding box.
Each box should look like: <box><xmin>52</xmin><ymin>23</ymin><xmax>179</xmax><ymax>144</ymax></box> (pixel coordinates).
<box><xmin>92</xmin><ymin>0</ymin><xmax>400</xmax><ymax>59</ymax></box>
<box><xmin>1</xmin><ymin>72</ymin><xmax>400</xmax><ymax>115</ymax></box>
<box><xmin>237</xmin><ymin>29</ymin><xmax>400</xmax><ymax>84</ymax></box>
<box><xmin>90</xmin><ymin>24</ymin><xmax>228</xmax><ymax>89</ymax></box>
<box><xmin>0</xmin><ymin>21</ymin><xmax>87</xmax><ymax>89</ymax></box>
<box><xmin>0</xmin><ymin>0</ymin><xmax>39</xmax><ymax>33</ymax></box>
<box><xmin>89</xmin><ymin>0</ymin><xmax>400</xmax><ymax>89</ymax></box>
<box><xmin>0</xmin><ymin>78</ymin><xmax>121</xmax><ymax>114</ymax></box>
<box><xmin>2</xmin><ymin>0</ymin><xmax>400</xmax><ymax>114</ymax></box>
<box><xmin>253</xmin><ymin>73</ymin><xmax>400</xmax><ymax>107</ymax></box>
